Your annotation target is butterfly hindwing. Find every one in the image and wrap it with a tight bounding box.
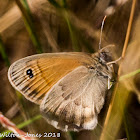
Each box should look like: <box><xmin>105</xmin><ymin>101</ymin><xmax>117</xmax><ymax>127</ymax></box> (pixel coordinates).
<box><xmin>40</xmin><ymin>65</ymin><xmax>108</xmax><ymax>131</ymax></box>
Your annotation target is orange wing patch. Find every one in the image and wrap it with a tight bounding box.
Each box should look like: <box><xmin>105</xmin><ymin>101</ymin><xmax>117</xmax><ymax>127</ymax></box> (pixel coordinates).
<box><xmin>33</xmin><ymin>58</ymin><xmax>82</xmax><ymax>102</ymax></box>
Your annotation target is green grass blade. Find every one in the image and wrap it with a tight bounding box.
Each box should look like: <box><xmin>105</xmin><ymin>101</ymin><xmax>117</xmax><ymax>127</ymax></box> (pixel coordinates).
<box><xmin>17</xmin><ymin>115</ymin><xmax>42</xmax><ymax>129</ymax></box>
<box><xmin>64</xmin><ymin>11</ymin><xmax>80</xmax><ymax>52</ymax></box>
<box><xmin>123</xmin><ymin>109</ymin><xmax>137</xmax><ymax>140</ymax></box>
<box><xmin>15</xmin><ymin>0</ymin><xmax>43</xmax><ymax>53</ymax></box>
<box><xmin>0</xmin><ymin>36</ymin><xmax>10</xmax><ymax>67</ymax></box>
<box><xmin>119</xmin><ymin>69</ymin><xmax>140</xmax><ymax>81</ymax></box>
<box><xmin>48</xmin><ymin>0</ymin><xmax>80</xmax><ymax>52</ymax></box>
<box><xmin>61</xmin><ymin>0</ymin><xmax>67</xmax><ymax>8</ymax></box>
<box><xmin>48</xmin><ymin>0</ymin><xmax>61</xmax><ymax>8</ymax></box>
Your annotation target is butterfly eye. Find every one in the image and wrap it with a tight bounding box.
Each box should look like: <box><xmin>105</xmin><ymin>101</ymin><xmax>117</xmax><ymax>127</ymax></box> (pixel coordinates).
<box><xmin>90</xmin><ymin>66</ymin><xmax>94</xmax><ymax>69</ymax></box>
<box><xmin>100</xmin><ymin>52</ymin><xmax>112</xmax><ymax>62</ymax></box>
<box><xmin>88</xmin><ymin>66</ymin><xmax>95</xmax><ymax>69</ymax></box>
<box><xmin>100</xmin><ymin>52</ymin><xmax>107</xmax><ymax>60</ymax></box>
<box><xmin>26</xmin><ymin>69</ymin><xmax>34</xmax><ymax>79</ymax></box>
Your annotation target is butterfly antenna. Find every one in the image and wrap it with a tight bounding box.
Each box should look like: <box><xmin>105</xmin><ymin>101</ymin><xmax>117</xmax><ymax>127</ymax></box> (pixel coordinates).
<box><xmin>99</xmin><ymin>15</ymin><xmax>107</xmax><ymax>50</ymax></box>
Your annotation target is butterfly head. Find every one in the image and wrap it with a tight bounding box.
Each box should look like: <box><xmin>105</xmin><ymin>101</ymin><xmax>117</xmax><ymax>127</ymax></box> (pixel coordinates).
<box><xmin>98</xmin><ymin>45</ymin><xmax>115</xmax><ymax>64</ymax></box>
<box><xmin>91</xmin><ymin>45</ymin><xmax>116</xmax><ymax>89</ymax></box>
<box><xmin>99</xmin><ymin>50</ymin><xmax>112</xmax><ymax>63</ymax></box>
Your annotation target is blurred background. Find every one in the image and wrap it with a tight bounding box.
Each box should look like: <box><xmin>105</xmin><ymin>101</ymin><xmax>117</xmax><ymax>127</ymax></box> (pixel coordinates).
<box><xmin>0</xmin><ymin>0</ymin><xmax>140</xmax><ymax>140</ymax></box>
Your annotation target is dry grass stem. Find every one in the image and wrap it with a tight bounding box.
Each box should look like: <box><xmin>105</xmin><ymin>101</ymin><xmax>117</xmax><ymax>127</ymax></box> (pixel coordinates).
<box><xmin>100</xmin><ymin>0</ymin><xmax>137</xmax><ymax>139</ymax></box>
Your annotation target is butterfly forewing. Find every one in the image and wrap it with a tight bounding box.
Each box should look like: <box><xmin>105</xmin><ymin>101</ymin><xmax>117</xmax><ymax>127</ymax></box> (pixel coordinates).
<box><xmin>8</xmin><ymin>53</ymin><xmax>93</xmax><ymax>104</ymax></box>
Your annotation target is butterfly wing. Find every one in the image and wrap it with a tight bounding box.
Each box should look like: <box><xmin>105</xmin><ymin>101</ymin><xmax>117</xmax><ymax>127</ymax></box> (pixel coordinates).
<box><xmin>8</xmin><ymin>52</ymin><xmax>93</xmax><ymax>104</ymax></box>
<box><xmin>40</xmin><ymin>65</ymin><xmax>109</xmax><ymax>131</ymax></box>
<box><xmin>8</xmin><ymin>51</ymin><xmax>113</xmax><ymax>131</ymax></box>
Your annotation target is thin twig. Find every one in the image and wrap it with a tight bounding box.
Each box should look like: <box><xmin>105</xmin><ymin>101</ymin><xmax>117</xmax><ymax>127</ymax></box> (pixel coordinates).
<box><xmin>0</xmin><ymin>114</ymin><xmax>42</xmax><ymax>140</ymax></box>
<box><xmin>0</xmin><ymin>112</ymin><xmax>33</xmax><ymax>140</ymax></box>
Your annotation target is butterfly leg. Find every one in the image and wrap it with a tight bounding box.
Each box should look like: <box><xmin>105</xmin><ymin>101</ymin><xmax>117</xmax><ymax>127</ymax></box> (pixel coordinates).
<box><xmin>106</xmin><ymin>56</ymin><xmax>122</xmax><ymax>65</ymax></box>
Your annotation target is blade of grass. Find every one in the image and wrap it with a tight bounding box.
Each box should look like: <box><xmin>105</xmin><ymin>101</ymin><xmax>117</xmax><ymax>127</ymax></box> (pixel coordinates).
<box><xmin>48</xmin><ymin>0</ymin><xmax>67</xmax><ymax>8</ymax></box>
<box><xmin>0</xmin><ymin>35</ymin><xmax>10</xmax><ymax>67</ymax></box>
<box><xmin>48</xmin><ymin>0</ymin><xmax>95</xmax><ymax>52</ymax></box>
<box><xmin>17</xmin><ymin>115</ymin><xmax>42</xmax><ymax>129</ymax></box>
<box><xmin>123</xmin><ymin>106</ymin><xmax>137</xmax><ymax>140</ymax></box>
<box><xmin>1</xmin><ymin>1</ymin><xmax>44</xmax><ymax>138</ymax></box>
<box><xmin>48</xmin><ymin>0</ymin><xmax>80</xmax><ymax>52</ymax></box>
<box><xmin>64</xmin><ymin>11</ymin><xmax>95</xmax><ymax>52</ymax></box>
<box><xmin>65</xmin><ymin>132</ymin><xmax>73</xmax><ymax>140</ymax></box>
<box><xmin>62</xmin><ymin>0</ymin><xmax>80</xmax><ymax>52</ymax></box>
<box><xmin>100</xmin><ymin>0</ymin><xmax>137</xmax><ymax>139</ymax></box>
<box><xmin>61</xmin><ymin>0</ymin><xmax>67</xmax><ymax>8</ymax></box>
<box><xmin>15</xmin><ymin>0</ymin><xmax>43</xmax><ymax>53</ymax></box>
<box><xmin>64</xmin><ymin>11</ymin><xmax>81</xmax><ymax>52</ymax></box>
<box><xmin>77</xmin><ymin>28</ymin><xmax>95</xmax><ymax>53</ymax></box>
<box><xmin>48</xmin><ymin>0</ymin><xmax>61</xmax><ymax>8</ymax></box>
<box><xmin>119</xmin><ymin>69</ymin><xmax>140</xmax><ymax>81</ymax></box>
<box><xmin>0</xmin><ymin>31</ymin><xmax>37</xmax><ymax>138</ymax></box>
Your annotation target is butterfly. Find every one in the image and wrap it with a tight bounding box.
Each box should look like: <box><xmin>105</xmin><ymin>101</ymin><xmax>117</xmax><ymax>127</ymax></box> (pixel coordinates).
<box><xmin>8</xmin><ymin>45</ymin><xmax>114</xmax><ymax>131</ymax></box>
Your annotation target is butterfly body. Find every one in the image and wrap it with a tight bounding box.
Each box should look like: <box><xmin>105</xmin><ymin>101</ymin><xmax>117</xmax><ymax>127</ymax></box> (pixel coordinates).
<box><xmin>8</xmin><ymin>47</ymin><xmax>114</xmax><ymax>131</ymax></box>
